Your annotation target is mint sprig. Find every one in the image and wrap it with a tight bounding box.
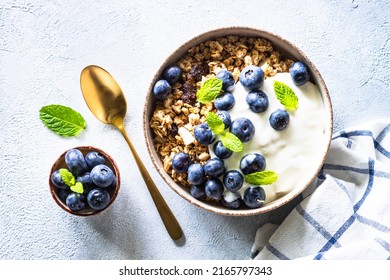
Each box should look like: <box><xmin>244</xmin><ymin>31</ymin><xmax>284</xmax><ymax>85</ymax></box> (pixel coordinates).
<box><xmin>59</xmin><ymin>168</ymin><xmax>84</xmax><ymax>194</ymax></box>
<box><xmin>196</xmin><ymin>77</ymin><xmax>223</xmax><ymax>104</ymax></box>
<box><xmin>39</xmin><ymin>104</ymin><xmax>86</xmax><ymax>137</ymax></box>
<box><xmin>59</xmin><ymin>168</ymin><xmax>76</xmax><ymax>187</ymax></box>
<box><xmin>274</xmin><ymin>81</ymin><xmax>298</xmax><ymax>111</ymax></box>
<box><xmin>206</xmin><ymin>112</ymin><xmax>243</xmax><ymax>152</ymax></box>
<box><xmin>244</xmin><ymin>170</ymin><xmax>278</xmax><ymax>185</ymax></box>
<box><xmin>70</xmin><ymin>182</ymin><xmax>84</xmax><ymax>194</ymax></box>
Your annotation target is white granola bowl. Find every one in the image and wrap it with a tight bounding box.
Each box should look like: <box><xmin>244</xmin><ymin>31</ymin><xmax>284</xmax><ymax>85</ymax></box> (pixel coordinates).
<box><xmin>143</xmin><ymin>27</ymin><xmax>333</xmax><ymax>216</ymax></box>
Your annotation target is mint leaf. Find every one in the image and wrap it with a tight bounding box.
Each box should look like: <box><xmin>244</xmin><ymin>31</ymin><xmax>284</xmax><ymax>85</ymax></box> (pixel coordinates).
<box><xmin>70</xmin><ymin>182</ymin><xmax>84</xmax><ymax>194</ymax></box>
<box><xmin>196</xmin><ymin>77</ymin><xmax>223</xmax><ymax>104</ymax></box>
<box><xmin>274</xmin><ymin>81</ymin><xmax>298</xmax><ymax>111</ymax></box>
<box><xmin>39</xmin><ymin>105</ymin><xmax>86</xmax><ymax>137</ymax></box>
<box><xmin>220</xmin><ymin>131</ymin><xmax>243</xmax><ymax>152</ymax></box>
<box><xmin>206</xmin><ymin>112</ymin><xmax>225</xmax><ymax>134</ymax></box>
<box><xmin>59</xmin><ymin>168</ymin><xmax>75</xmax><ymax>187</ymax></box>
<box><xmin>244</xmin><ymin>170</ymin><xmax>278</xmax><ymax>185</ymax></box>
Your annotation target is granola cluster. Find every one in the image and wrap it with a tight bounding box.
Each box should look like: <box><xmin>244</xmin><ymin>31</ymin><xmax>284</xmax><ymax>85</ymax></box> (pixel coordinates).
<box><xmin>150</xmin><ymin>35</ymin><xmax>294</xmax><ymax>187</ymax></box>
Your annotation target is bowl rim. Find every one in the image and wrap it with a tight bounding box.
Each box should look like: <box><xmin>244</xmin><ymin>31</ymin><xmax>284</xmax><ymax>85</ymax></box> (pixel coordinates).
<box><xmin>49</xmin><ymin>145</ymin><xmax>121</xmax><ymax>216</ymax></box>
<box><xmin>143</xmin><ymin>26</ymin><xmax>333</xmax><ymax>216</ymax></box>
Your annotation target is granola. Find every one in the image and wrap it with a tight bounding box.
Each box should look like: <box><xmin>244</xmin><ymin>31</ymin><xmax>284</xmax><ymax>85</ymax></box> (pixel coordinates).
<box><xmin>150</xmin><ymin>35</ymin><xmax>294</xmax><ymax>188</ymax></box>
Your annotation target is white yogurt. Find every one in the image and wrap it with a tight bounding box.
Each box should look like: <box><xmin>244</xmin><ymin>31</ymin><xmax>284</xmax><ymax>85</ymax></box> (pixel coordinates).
<box><xmin>210</xmin><ymin>73</ymin><xmax>327</xmax><ymax>203</ymax></box>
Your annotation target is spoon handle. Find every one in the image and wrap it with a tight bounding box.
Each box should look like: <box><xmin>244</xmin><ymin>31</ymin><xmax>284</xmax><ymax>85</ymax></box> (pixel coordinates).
<box><xmin>116</xmin><ymin>122</ymin><xmax>183</xmax><ymax>240</ymax></box>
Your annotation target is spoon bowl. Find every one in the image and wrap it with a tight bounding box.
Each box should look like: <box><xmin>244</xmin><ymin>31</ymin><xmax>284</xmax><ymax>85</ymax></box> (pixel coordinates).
<box><xmin>80</xmin><ymin>65</ymin><xmax>183</xmax><ymax>240</ymax></box>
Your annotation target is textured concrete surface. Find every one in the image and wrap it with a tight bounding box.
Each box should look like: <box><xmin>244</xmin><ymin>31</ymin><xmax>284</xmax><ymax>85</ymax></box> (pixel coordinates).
<box><xmin>0</xmin><ymin>0</ymin><xmax>389</xmax><ymax>259</ymax></box>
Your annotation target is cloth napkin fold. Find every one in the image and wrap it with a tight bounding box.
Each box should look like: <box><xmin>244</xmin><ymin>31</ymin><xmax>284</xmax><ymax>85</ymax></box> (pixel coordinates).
<box><xmin>251</xmin><ymin>119</ymin><xmax>390</xmax><ymax>260</ymax></box>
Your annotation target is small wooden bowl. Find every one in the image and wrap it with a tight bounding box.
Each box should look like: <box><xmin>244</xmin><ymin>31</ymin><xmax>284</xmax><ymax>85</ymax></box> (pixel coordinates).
<box><xmin>49</xmin><ymin>146</ymin><xmax>121</xmax><ymax>216</ymax></box>
<box><xmin>143</xmin><ymin>27</ymin><xmax>333</xmax><ymax>216</ymax></box>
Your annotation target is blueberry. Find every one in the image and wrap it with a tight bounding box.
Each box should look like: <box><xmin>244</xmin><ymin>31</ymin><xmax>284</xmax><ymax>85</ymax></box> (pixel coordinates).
<box><xmin>240</xmin><ymin>153</ymin><xmax>266</xmax><ymax>175</ymax></box>
<box><xmin>153</xmin><ymin>79</ymin><xmax>172</xmax><ymax>100</ymax></box>
<box><xmin>65</xmin><ymin>149</ymin><xmax>88</xmax><ymax>176</ymax></box>
<box><xmin>239</xmin><ymin>65</ymin><xmax>264</xmax><ymax>90</ymax></box>
<box><xmin>221</xmin><ymin>191</ymin><xmax>242</xmax><ymax>209</ymax></box>
<box><xmin>243</xmin><ymin>186</ymin><xmax>266</xmax><ymax>208</ymax></box>
<box><xmin>187</xmin><ymin>163</ymin><xmax>205</xmax><ymax>185</ymax></box>
<box><xmin>66</xmin><ymin>193</ymin><xmax>86</xmax><ymax>212</ymax></box>
<box><xmin>269</xmin><ymin>109</ymin><xmax>290</xmax><ymax>131</ymax></box>
<box><xmin>76</xmin><ymin>172</ymin><xmax>93</xmax><ymax>187</ymax></box>
<box><xmin>214</xmin><ymin>92</ymin><xmax>235</xmax><ymax>111</ymax></box>
<box><xmin>230</xmin><ymin>117</ymin><xmax>255</xmax><ymax>143</ymax></box>
<box><xmin>216</xmin><ymin>69</ymin><xmax>235</xmax><ymax>91</ymax></box>
<box><xmin>204</xmin><ymin>158</ymin><xmax>226</xmax><ymax>177</ymax></box>
<box><xmin>58</xmin><ymin>189</ymin><xmax>70</xmax><ymax>203</ymax></box>
<box><xmin>163</xmin><ymin>65</ymin><xmax>182</xmax><ymax>84</ymax></box>
<box><xmin>171</xmin><ymin>152</ymin><xmax>191</xmax><ymax>173</ymax></box>
<box><xmin>51</xmin><ymin>170</ymin><xmax>69</xmax><ymax>189</ymax></box>
<box><xmin>85</xmin><ymin>151</ymin><xmax>105</xmax><ymax>170</ymax></box>
<box><xmin>289</xmin><ymin>62</ymin><xmax>310</xmax><ymax>86</ymax></box>
<box><xmin>213</xmin><ymin>141</ymin><xmax>233</xmax><ymax>159</ymax></box>
<box><xmin>87</xmin><ymin>188</ymin><xmax>110</xmax><ymax>210</ymax></box>
<box><xmin>216</xmin><ymin>110</ymin><xmax>232</xmax><ymax>129</ymax></box>
<box><xmin>246</xmin><ymin>90</ymin><xmax>269</xmax><ymax>113</ymax></box>
<box><xmin>194</xmin><ymin>123</ymin><xmax>215</xmax><ymax>145</ymax></box>
<box><xmin>223</xmin><ymin>170</ymin><xmax>244</xmax><ymax>191</ymax></box>
<box><xmin>190</xmin><ymin>184</ymin><xmax>206</xmax><ymax>199</ymax></box>
<box><xmin>205</xmin><ymin>178</ymin><xmax>224</xmax><ymax>200</ymax></box>
<box><xmin>90</xmin><ymin>164</ymin><xmax>115</xmax><ymax>188</ymax></box>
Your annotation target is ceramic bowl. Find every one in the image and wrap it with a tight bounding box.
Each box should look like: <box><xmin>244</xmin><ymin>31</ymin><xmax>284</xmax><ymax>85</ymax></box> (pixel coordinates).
<box><xmin>143</xmin><ymin>27</ymin><xmax>333</xmax><ymax>216</ymax></box>
<box><xmin>49</xmin><ymin>146</ymin><xmax>120</xmax><ymax>216</ymax></box>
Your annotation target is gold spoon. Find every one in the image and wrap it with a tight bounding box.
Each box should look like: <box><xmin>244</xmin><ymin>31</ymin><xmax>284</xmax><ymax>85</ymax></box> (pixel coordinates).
<box><xmin>80</xmin><ymin>65</ymin><xmax>183</xmax><ymax>240</ymax></box>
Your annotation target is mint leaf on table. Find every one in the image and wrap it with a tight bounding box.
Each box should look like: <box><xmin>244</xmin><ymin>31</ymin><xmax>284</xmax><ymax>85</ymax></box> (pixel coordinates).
<box><xmin>59</xmin><ymin>168</ymin><xmax>75</xmax><ymax>187</ymax></box>
<box><xmin>244</xmin><ymin>170</ymin><xmax>278</xmax><ymax>185</ymax></box>
<box><xmin>220</xmin><ymin>131</ymin><xmax>243</xmax><ymax>152</ymax></box>
<box><xmin>39</xmin><ymin>104</ymin><xmax>86</xmax><ymax>137</ymax></box>
<box><xmin>274</xmin><ymin>81</ymin><xmax>299</xmax><ymax>111</ymax></box>
<box><xmin>196</xmin><ymin>77</ymin><xmax>223</xmax><ymax>104</ymax></box>
<box><xmin>206</xmin><ymin>112</ymin><xmax>225</xmax><ymax>134</ymax></box>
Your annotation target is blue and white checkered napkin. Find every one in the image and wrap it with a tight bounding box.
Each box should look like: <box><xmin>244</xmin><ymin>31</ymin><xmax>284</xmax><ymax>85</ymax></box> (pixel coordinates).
<box><xmin>251</xmin><ymin>119</ymin><xmax>390</xmax><ymax>260</ymax></box>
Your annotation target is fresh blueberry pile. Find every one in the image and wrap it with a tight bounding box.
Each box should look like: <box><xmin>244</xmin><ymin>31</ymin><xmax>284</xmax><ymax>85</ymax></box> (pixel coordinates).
<box><xmin>153</xmin><ymin>61</ymin><xmax>310</xmax><ymax>210</ymax></box>
<box><xmin>51</xmin><ymin>148</ymin><xmax>117</xmax><ymax>213</ymax></box>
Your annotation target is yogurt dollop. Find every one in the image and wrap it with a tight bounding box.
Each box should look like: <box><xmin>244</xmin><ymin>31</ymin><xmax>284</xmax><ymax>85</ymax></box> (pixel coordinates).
<box><xmin>210</xmin><ymin>72</ymin><xmax>327</xmax><ymax>203</ymax></box>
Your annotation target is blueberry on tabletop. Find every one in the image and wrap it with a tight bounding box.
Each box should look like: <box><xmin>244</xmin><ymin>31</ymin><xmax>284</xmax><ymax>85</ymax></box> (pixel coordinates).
<box><xmin>153</xmin><ymin>79</ymin><xmax>172</xmax><ymax>100</ymax></box>
<box><xmin>171</xmin><ymin>152</ymin><xmax>191</xmax><ymax>173</ymax></box>
<box><xmin>240</xmin><ymin>153</ymin><xmax>266</xmax><ymax>175</ymax></box>
<box><xmin>190</xmin><ymin>184</ymin><xmax>206</xmax><ymax>199</ymax></box>
<box><xmin>205</xmin><ymin>178</ymin><xmax>224</xmax><ymax>200</ymax></box>
<box><xmin>216</xmin><ymin>110</ymin><xmax>232</xmax><ymax>129</ymax></box>
<box><xmin>90</xmin><ymin>164</ymin><xmax>115</xmax><ymax>188</ymax></box>
<box><xmin>221</xmin><ymin>190</ymin><xmax>242</xmax><ymax>209</ymax></box>
<box><xmin>163</xmin><ymin>65</ymin><xmax>182</xmax><ymax>85</ymax></box>
<box><xmin>85</xmin><ymin>151</ymin><xmax>105</xmax><ymax>170</ymax></box>
<box><xmin>223</xmin><ymin>170</ymin><xmax>244</xmax><ymax>192</ymax></box>
<box><xmin>269</xmin><ymin>109</ymin><xmax>290</xmax><ymax>131</ymax></box>
<box><xmin>66</xmin><ymin>193</ymin><xmax>86</xmax><ymax>212</ymax></box>
<box><xmin>213</xmin><ymin>141</ymin><xmax>233</xmax><ymax>159</ymax></box>
<box><xmin>230</xmin><ymin>117</ymin><xmax>255</xmax><ymax>143</ymax></box>
<box><xmin>87</xmin><ymin>188</ymin><xmax>111</xmax><ymax>210</ymax></box>
<box><xmin>246</xmin><ymin>90</ymin><xmax>269</xmax><ymax>113</ymax></box>
<box><xmin>204</xmin><ymin>158</ymin><xmax>226</xmax><ymax>178</ymax></box>
<box><xmin>214</xmin><ymin>92</ymin><xmax>235</xmax><ymax>111</ymax></box>
<box><xmin>243</xmin><ymin>186</ymin><xmax>266</xmax><ymax>208</ymax></box>
<box><xmin>289</xmin><ymin>62</ymin><xmax>310</xmax><ymax>86</ymax></box>
<box><xmin>216</xmin><ymin>69</ymin><xmax>235</xmax><ymax>92</ymax></box>
<box><xmin>65</xmin><ymin>148</ymin><xmax>88</xmax><ymax>176</ymax></box>
<box><xmin>194</xmin><ymin>123</ymin><xmax>215</xmax><ymax>145</ymax></box>
<box><xmin>187</xmin><ymin>163</ymin><xmax>205</xmax><ymax>185</ymax></box>
<box><xmin>239</xmin><ymin>65</ymin><xmax>264</xmax><ymax>91</ymax></box>
<box><xmin>51</xmin><ymin>170</ymin><xmax>69</xmax><ymax>189</ymax></box>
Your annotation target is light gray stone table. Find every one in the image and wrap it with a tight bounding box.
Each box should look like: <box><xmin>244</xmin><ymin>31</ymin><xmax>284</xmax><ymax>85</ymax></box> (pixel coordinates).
<box><xmin>0</xmin><ymin>0</ymin><xmax>389</xmax><ymax>259</ymax></box>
